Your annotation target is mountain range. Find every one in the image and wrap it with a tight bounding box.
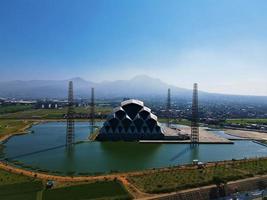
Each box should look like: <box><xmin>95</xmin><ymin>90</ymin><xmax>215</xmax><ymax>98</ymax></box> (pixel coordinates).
<box><xmin>0</xmin><ymin>75</ymin><xmax>266</xmax><ymax>103</ymax></box>
<box><xmin>0</xmin><ymin>75</ymin><xmax>187</xmax><ymax>99</ymax></box>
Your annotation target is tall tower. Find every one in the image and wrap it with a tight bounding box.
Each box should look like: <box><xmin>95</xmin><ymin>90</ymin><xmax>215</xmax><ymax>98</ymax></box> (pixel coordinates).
<box><xmin>66</xmin><ymin>81</ymin><xmax>75</xmax><ymax>147</ymax></box>
<box><xmin>90</xmin><ymin>88</ymin><xmax>95</xmax><ymax>134</ymax></box>
<box><xmin>167</xmin><ymin>88</ymin><xmax>171</xmax><ymax>128</ymax></box>
<box><xmin>191</xmin><ymin>83</ymin><xmax>199</xmax><ymax>144</ymax></box>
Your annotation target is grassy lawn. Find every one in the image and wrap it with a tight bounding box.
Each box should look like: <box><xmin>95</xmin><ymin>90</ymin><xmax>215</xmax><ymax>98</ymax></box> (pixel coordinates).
<box><xmin>0</xmin><ymin>168</ymin><xmax>132</xmax><ymax>200</ymax></box>
<box><xmin>43</xmin><ymin>180</ymin><xmax>132</xmax><ymax>200</ymax></box>
<box><xmin>0</xmin><ymin>168</ymin><xmax>36</xmax><ymax>185</ymax></box>
<box><xmin>128</xmin><ymin>158</ymin><xmax>267</xmax><ymax>194</ymax></box>
<box><xmin>159</xmin><ymin>118</ymin><xmax>191</xmax><ymax>126</ymax></box>
<box><xmin>0</xmin><ymin>106</ymin><xmax>112</xmax><ymax>119</ymax></box>
<box><xmin>0</xmin><ymin>109</ymin><xmax>69</xmax><ymax>119</ymax></box>
<box><xmin>0</xmin><ymin>169</ymin><xmax>43</xmax><ymax>200</ymax></box>
<box><xmin>0</xmin><ymin>181</ymin><xmax>43</xmax><ymax>200</ymax></box>
<box><xmin>226</xmin><ymin>118</ymin><xmax>267</xmax><ymax>125</ymax></box>
<box><xmin>0</xmin><ymin>120</ymin><xmax>43</xmax><ymax>199</ymax></box>
<box><xmin>0</xmin><ymin>105</ymin><xmax>33</xmax><ymax>115</ymax></box>
<box><xmin>0</xmin><ymin>120</ymin><xmax>34</xmax><ymax>138</ymax></box>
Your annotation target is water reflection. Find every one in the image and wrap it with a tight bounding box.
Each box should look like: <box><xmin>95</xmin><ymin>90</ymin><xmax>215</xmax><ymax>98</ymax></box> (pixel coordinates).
<box><xmin>66</xmin><ymin>119</ymin><xmax>75</xmax><ymax>147</ymax></box>
<box><xmin>170</xmin><ymin>146</ymin><xmax>192</xmax><ymax>162</ymax></box>
<box><xmin>100</xmin><ymin>142</ymin><xmax>162</xmax><ymax>169</ymax></box>
<box><xmin>190</xmin><ymin>145</ymin><xmax>199</xmax><ymax>161</ymax></box>
<box><xmin>64</xmin><ymin>145</ymin><xmax>76</xmax><ymax>174</ymax></box>
<box><xmin>100</xmin><ymin>142</ymin><xmax>161</xmax><ymax>159</ymax></box>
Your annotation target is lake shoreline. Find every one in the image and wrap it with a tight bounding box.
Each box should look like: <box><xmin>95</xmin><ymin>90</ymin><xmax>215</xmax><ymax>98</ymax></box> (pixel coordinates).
<box><xmin>2</xmin><ymin>121</ymin><xmax>267</xmax><ymax>176</ymax></box>
<box><xmin>223</xmin><ymin>128</ymin><xmax>267</xmax><ymax>140</ymax></box>
<box><xmin>0</xmin><ymin>121</ymin><xmax>41</xmax><ymax>143</ymax></box>
<box><xmin>0</xmin><ymin>119</ymin><xmax>101</xmax><ymax>143</ymax></box>
<box><xmin>1</xmin><ymin>156</ymin><xmax>267</xmax><ymax>180</ymax></box>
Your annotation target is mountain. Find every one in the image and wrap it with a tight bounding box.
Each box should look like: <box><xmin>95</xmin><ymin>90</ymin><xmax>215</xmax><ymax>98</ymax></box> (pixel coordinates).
<box><xmin>95</xmin><ymin>75</ymin><xmax>191</xmax><ymax>98</ymax></box>
<box><xmin>0</xmin><ymin>78</ymin><xmax>91</xmax><ymax>99</ymax></box>
<box><xmin>0</xmin><ymin>75</ymin><xmax>267</xmax><ymax>103</ymax></box>
<box><xmin>0</xmin><ymin>75</ymin><xmax>191</xmax><ymax>99</ymax></box>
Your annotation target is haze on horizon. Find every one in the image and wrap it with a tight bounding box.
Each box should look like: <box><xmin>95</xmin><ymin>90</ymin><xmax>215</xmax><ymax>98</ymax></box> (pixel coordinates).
<box><xmin>1</xmin><ymin>0</ymin><xmax>267</xmax><ymax>96</ymax></box>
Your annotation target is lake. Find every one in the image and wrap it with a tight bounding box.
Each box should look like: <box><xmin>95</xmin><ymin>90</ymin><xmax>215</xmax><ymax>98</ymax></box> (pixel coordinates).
<box><xmin>2</xmin><ymin>122</ymin><xmax>267</xmax><ymax>175</ymax></box>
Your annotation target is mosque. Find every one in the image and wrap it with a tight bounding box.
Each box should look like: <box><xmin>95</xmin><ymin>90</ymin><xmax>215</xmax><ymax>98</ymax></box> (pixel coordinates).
<box><xmin>96</xmin><ymin>99</ymin><xmax>165</xmax><ymax>141</ymax></box>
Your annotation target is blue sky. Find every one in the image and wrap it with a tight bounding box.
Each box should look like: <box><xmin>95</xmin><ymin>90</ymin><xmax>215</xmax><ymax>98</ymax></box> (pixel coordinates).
<box><xmin>1</xmin><ymin>0</ymin><xmax>267</xmax><ymax>95</ymax></box>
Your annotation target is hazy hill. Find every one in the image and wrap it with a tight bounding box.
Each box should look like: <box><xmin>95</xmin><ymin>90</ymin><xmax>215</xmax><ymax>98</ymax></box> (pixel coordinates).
<box><xmin>0</xmin><ymin>75</ymin><xmax>267</xmax><ymax>103</ymax></box>
<box><xmin>0</xmin><ymin>75</ymin><xmax>191</xmax><ymax>99</ymax></box>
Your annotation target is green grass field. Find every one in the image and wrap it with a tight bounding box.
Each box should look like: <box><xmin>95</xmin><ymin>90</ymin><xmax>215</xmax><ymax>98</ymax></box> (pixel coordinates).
<box><xmin>159</xmin><ymin>118</ymin><xmax>191</xmax><ymax>126</ymax></box>
<box><xmin>0</xmin><ymin>169</ymin><xmax>43</xmax><ymax>200</ymax></box>
<box><xmin>128</xmin><ymin>158</ymin><xmax>267</xmax><ymax>194</ymax></box>
<box><xmin>0</xmin><ymin>168</ymin><xmax>132</xmax><ymax>200</ymax></box>
<box><xmin>43</xmin><ymin>180</ymin><xmax>132</xmax><ymax>200</ymax></box>
<box><xmin>0</xmin><ymin>106</ymin><xmax>112</xmax><ymax>119</ymax></box>
<box><xmin>0</xmin><ymin>105</ymin><xmax>33</xmax><ymax>115</ymax></box>
<box><xmin>0</xmin><ymin>120</ymin><xmax>33</xmax><ymax>138</ymax></box>
<box><xmin>0</xmin><ymin>168</ymin><xmax>35</xmax><ymax>185</ymax></box>
<box><xmin>0</xmin><ymin>181</ymin><xmax>43</xmax><ymax>200</ymax></box>
<box><xmin>226</xmin><ymin>118</ymin><xmax>267</xmax><ymax>125</ymax></box>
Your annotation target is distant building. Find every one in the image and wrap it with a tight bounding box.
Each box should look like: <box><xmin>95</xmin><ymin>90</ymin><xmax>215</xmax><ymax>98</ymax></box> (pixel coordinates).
<box><xmin>96</xmin><ymin>99</ymin><xmax>165</xmax><ymax>141</ymax></box>
<box><xmin>1</xmin><ymin>99</ymin><xmax>36</xmax><ymax>106</ymax></box>
<box><xmin>35</xmin><ymin>100</ymin><xmax>67</xmax><ymax>109</ymax></box>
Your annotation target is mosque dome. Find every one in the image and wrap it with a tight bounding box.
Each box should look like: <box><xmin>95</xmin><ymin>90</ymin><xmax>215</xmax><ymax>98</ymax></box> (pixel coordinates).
<box><xmin>97</xmin><ymin>99</ymin><xmax>164</xmax><ymax>141</ymax></box>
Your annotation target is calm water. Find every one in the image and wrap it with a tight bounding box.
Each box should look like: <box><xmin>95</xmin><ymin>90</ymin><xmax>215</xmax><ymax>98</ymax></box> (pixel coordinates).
<box><xmin>2</xmin><ymin>122</ymin><xmax>267</xmax><ymax>175</ymax></box>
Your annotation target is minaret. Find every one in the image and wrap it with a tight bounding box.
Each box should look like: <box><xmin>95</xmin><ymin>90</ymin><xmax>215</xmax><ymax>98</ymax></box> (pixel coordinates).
<box><xmin>167</xmin><ymin>88</ymin><xmax>171</xmax><ymax>128</ymax></box>
<box><xmin>191</xmin><ymin>83</ymin><xmax>199</xmax><ymax>144</ymax></box>
<box><xmin>66</xmin><ymin>81</ymin><xmax>75</xmax><ymax>147</ymax></box>
<box><xmin>90</xmin><ymin>88</ymin><xmax>95</xmax><ymax>134</ymax></box>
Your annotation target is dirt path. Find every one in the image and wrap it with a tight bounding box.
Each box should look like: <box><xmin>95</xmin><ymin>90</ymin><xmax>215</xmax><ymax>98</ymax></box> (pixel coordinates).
<box><xmin>0</xmin><ymin>160</ymin><xmax>174</xmax><ymax>183</ymax></box>
<box><xmin>118</xmin><ymin>176</ymin><xmax>151</xmax><ymax>199</ymax></box>
<box><xmin>0</xmin><ymin>161</ymin><xmax>153</xmax><ymax>198</ymax></box>
<box><xmin>1</xmin><ymin>159</ymin><xmax>267</xmax><ymax>200</ymax></box>
<box><xmin>0</xmin><ymin>160</ymin><xmax>210</xmax><ymax>199</ymax></box>
<box><xmin>1</xmin><ymin>158</ymin><xmax>265</xmax><ymax>182</ymax></box>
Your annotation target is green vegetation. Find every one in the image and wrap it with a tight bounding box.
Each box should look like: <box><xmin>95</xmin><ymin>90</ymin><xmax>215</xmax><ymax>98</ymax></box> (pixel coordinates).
<box><xmin>0</xmin><ymin>168</ymin><xmax>132</xmax><ymax>200</ymax></box>
<box><xmin>0</xmin><ymin>106</ymin><xmax>112</xmax><ymax>119</ymax></box>
<box><xmin>43</xmin><ymin>180</ymin><xmax>132</xmax><ymax>200</ymax></box>
<box><xmin>0</xmin><ymin>105</ymin><xmax>33</xmax><ymax>115</ymax></box>
<box><xmin>0</xmin><ymin>169</ymin><xmax>43</xmax><ymax>200</ymax></box>
<box><xmin>159</xmin><ymin>118</ymin><xmax>191</xmax><ymax>126</ymax></box>
<box><xmin>0</xmin><ymin>181</ymin><xmax>43</xmax><ymax>200</ymax></box>
<box><xmin>225</xmin><ymin>118</ymin><xmax>267</xmax><ymax>125</ymax></box>
<box><xmin>128</xmin><ymin>158</ymin><xmax>267</xmax><ymax>194</ymax></box>
<box><xmin>0</xmin><ymin>120</ymin><xmax>33</xmax><ymax>138</ymax></box>
<box><xmin>0</xmin><ymin>108</ymin><xmax>71</xmax><ymax>119</ymax></box>
<box><xmin>0</xmin><ymin>168</ymin><xmax>35</xmax><ymax>185</ymax></box>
